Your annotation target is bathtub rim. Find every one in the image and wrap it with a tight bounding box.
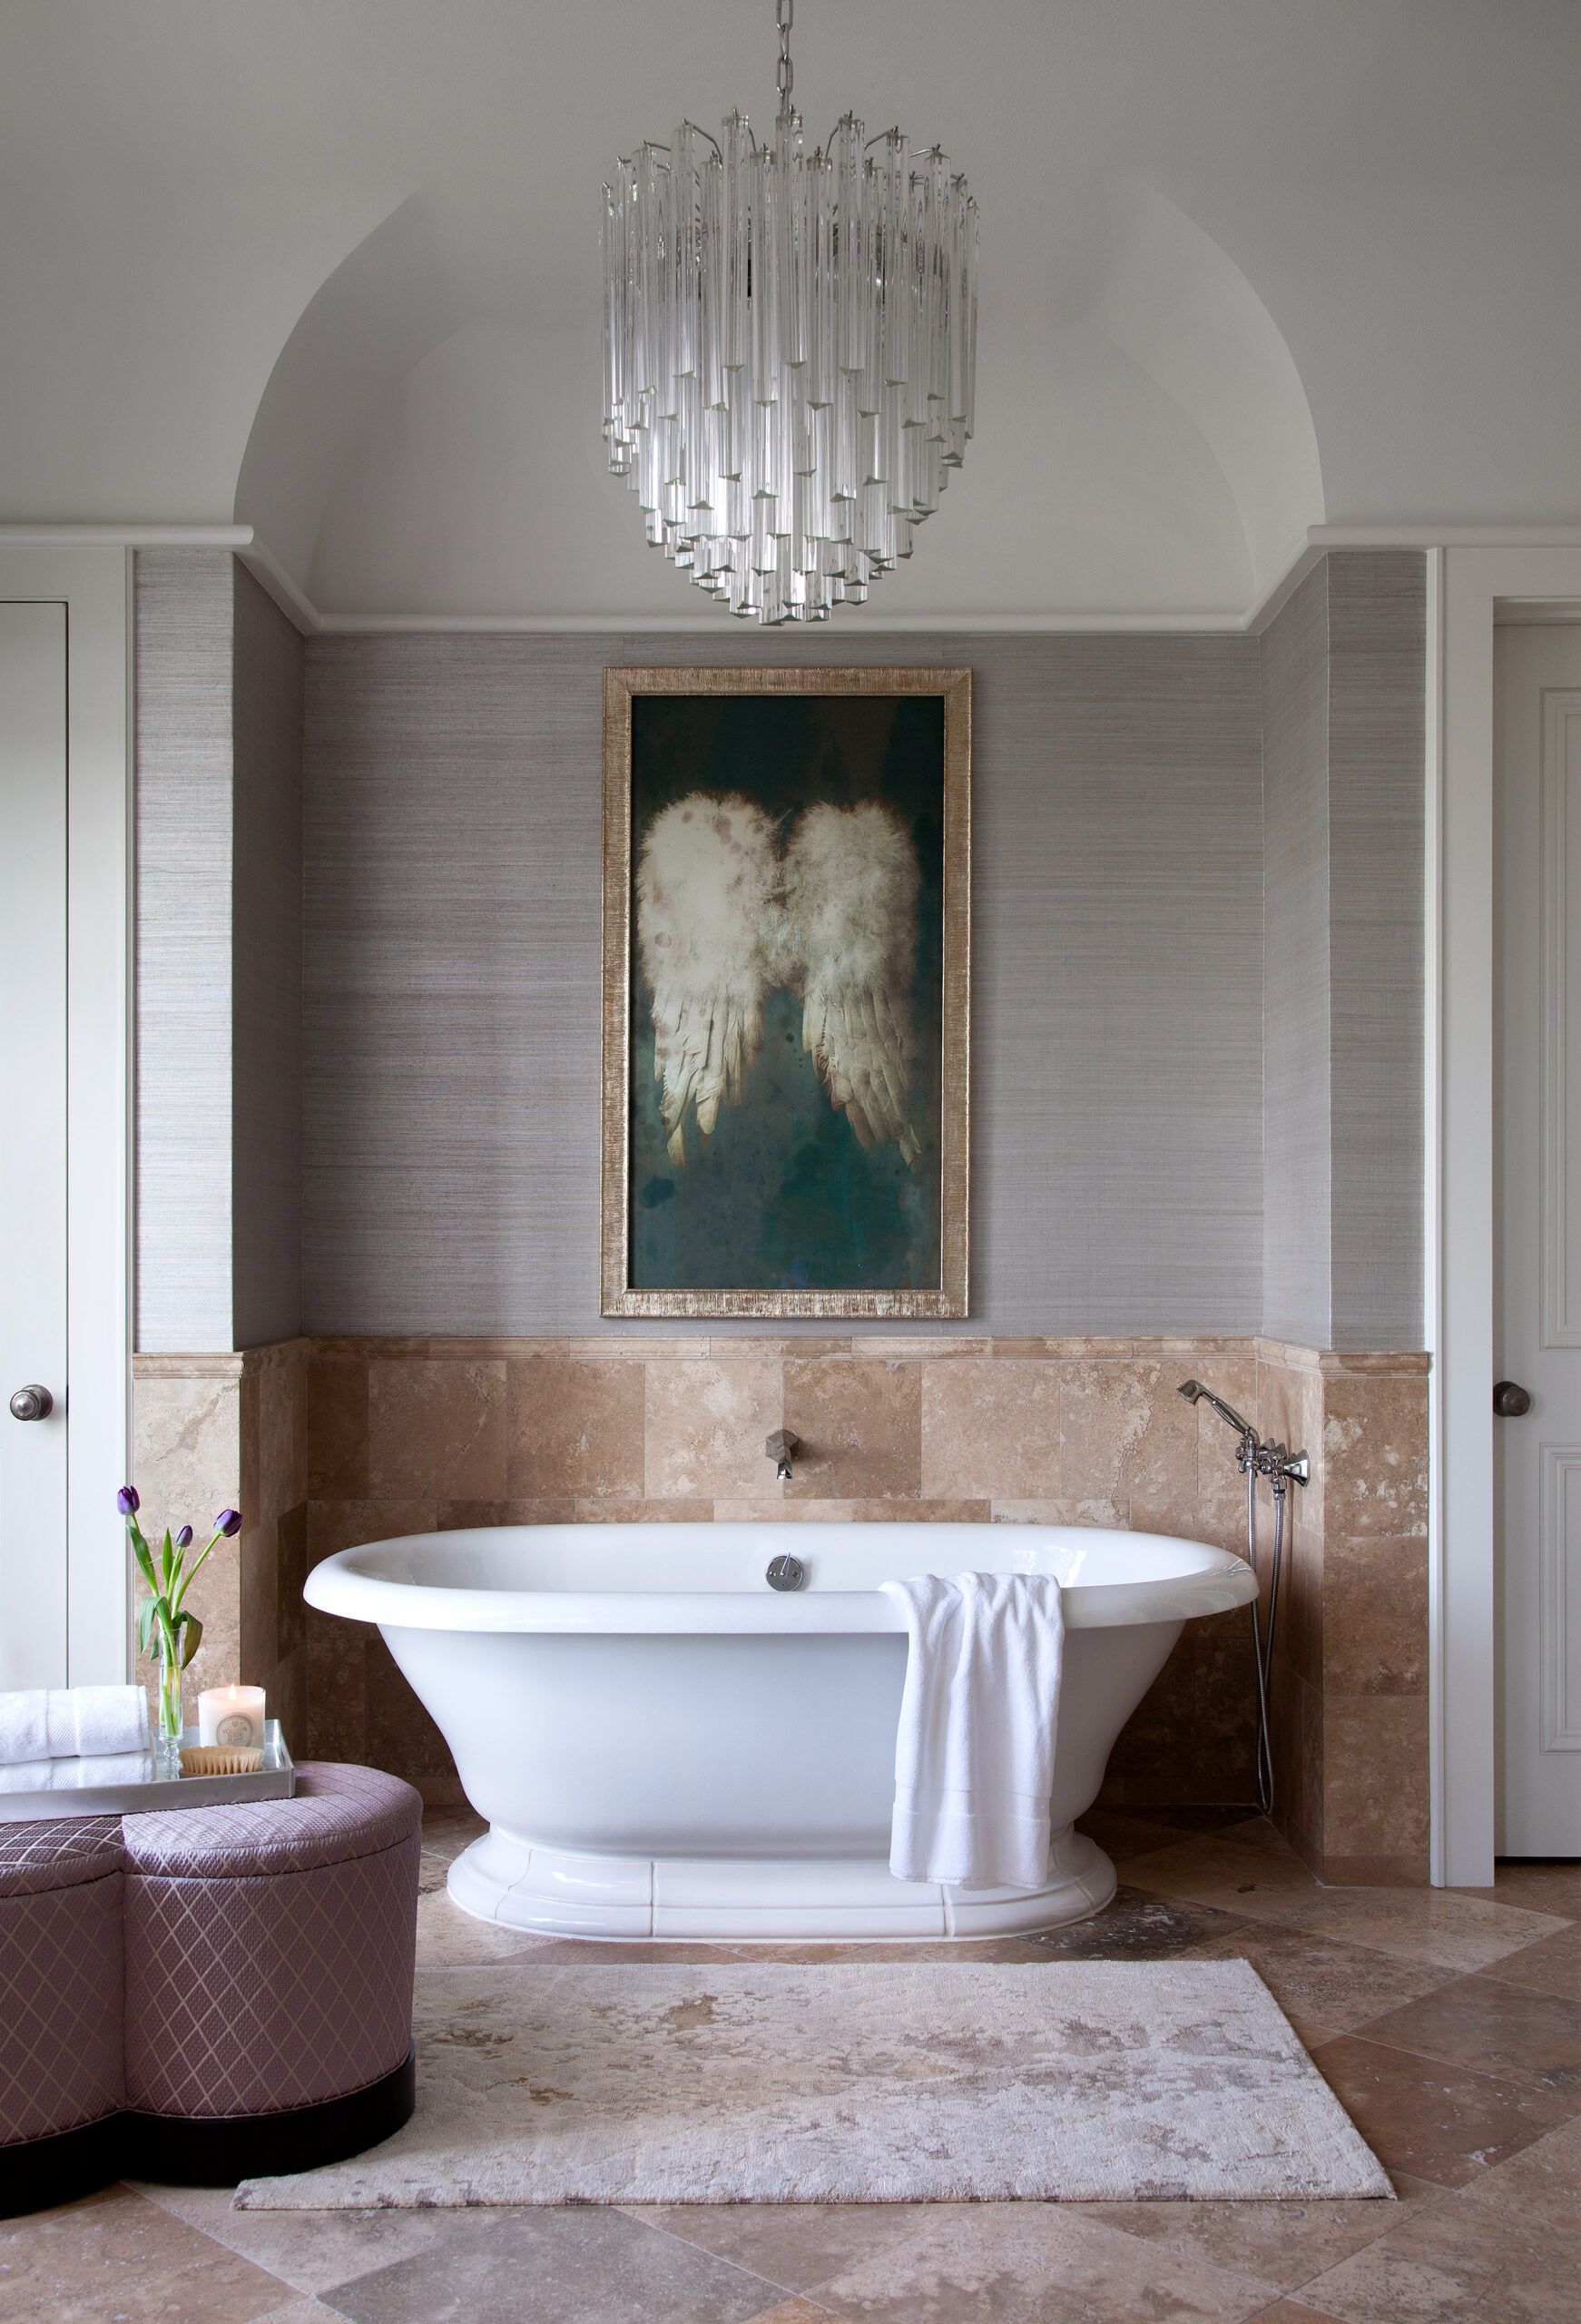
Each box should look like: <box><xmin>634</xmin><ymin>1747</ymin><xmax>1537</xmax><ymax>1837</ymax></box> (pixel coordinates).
<box><xmin>304</xmin><ymin>1521</ymin><xmax>1257</xmax><ymax>1636</ymax></box>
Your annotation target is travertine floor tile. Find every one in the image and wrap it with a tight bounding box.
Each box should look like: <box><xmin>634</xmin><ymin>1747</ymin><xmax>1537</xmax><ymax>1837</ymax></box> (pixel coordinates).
<box><xmin>1072</xmin><ymin>2180</ymin><xmax>1439</xmax><ymax>2295</ymax></box>
<box><xmin>1240</xmin><ymin>2307</ymin><xmax>1346</xmax><ymax>2322</ymax></box>
<box><xmin>133</xmin><ymin>2181</ymin><xmax>447</xmax><ymax>2297</ymax></box>
<box><xmin>1310</xmin><ymin>2034</ymin><xmax>1578</xmax><ymax>2188</ymax></box>
<box><xmin>1209</xmin><ymin>1815</ymin><xmax>1308</xmax><ymax>1857</ymax></box>
<box><xmin>1461</xmin><ymin>1862</ymin><xmax>1581</xmax><ymax>1921</ymax></box>
<box><xmin>1025</xmin><ymin>1886</ymin><xmax>1252</xmax><ymax>1960</ymax></box>
<box><xmin>1453</xmin><ymin>2109</ymin><xmax>1581</xmax><ymax>2223</ymax></box>
<box><xmin>1357</xmin><ymin>1973</ymin><xmax>1581</xmax><ymax>2094</ymax></box>
<box><xmin>1074</xmin><ymin>1806</ymin><xmax>1187</xmax><ymax>1858</ymax></box>
<box><xmin>319</xmin><ymin>2205</ymin><xmax>782</xmax><ymax>2324</ymax></box>
<box><xmin>740</xmin><ymin>2303</ymin><xmax>846</xmax><ymax>2324</ymax></box>
<box><xmin>1181</xmin><ymin>1923</ymin><xmax>1456</xmax><ymax>2042</ymax></box>
<box><xmin>414</xmin><ymin>1889</ymin><xmax>563</xmax><ymax>1965</ymax></box>
<box><xmin>1297</xmin><ymin>2169</ymin><xmax>1581</xmax><ymax>2322</ymax></box>
<box><xmin>1484</xmin><ymin>1919</ymin><xmax>1581</xmax><ymax>2001</ymax></box>
<box><xmin>1141</xmin><ymin>1807</ymin><xmax>1272</xmax><ymax>1835</ymax></box>
<box><xmin>0</xmin><ymin>2187</ymin><xmax>289</xmax><ymax>2324</ymax></box>
<box><xmin>418</xmin><ymin>1806</ymin><xmax>486</xmax><ymax>1893</ymax></box>
<box><xmin>1115</xmin><ymin>1835</ymin><xmax>1324</xmax><ymax>1920</ymax></box>
<box><xmin>635</xmin><ymin>2204</ymin><xmax>937</xmax><ymax>2298</ymax></box>
<box><xmin>1281</xmin><ymin>1887</ymin><xmax>1569</xmax><ymax>1973</ymax></box>
<box><xmin>798</xmin><ymin>2202</ymin><xmax>1279</xmax><ymax>2323</ymax></box>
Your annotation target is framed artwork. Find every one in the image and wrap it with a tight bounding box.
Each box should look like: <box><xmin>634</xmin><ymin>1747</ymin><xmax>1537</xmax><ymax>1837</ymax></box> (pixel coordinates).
<box><xmin>601</xmin><ymin>665</ymin><xmax>970</xmax><ymax>1317</ymax></box>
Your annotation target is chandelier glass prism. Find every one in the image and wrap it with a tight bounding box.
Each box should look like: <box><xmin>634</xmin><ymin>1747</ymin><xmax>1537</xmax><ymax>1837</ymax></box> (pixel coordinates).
<box><xmin>600</xmin><ymin>0</ymin><xmax>977</xmax><ymax>624</ymax></box>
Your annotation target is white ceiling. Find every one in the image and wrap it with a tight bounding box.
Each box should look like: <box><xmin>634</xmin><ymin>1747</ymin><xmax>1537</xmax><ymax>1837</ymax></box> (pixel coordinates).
<box><xmin>3</xmin><ymin>0</ymin><xmax>1579</xmax><ymax>622</ymax></box>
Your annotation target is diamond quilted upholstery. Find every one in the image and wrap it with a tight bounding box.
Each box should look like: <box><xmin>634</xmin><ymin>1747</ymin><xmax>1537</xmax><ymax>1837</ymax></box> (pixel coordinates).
<box><xmin>0</xmin><ymin>1870</ymin><xmax>123</xmax><ymax>2144</ymax></box>
<box><xmin>121</xmin><ymin>1761</ymin><xmax>420</xmax><ymax>1878</ymax></box>
<box><xmin>0</xmin><ymin>1814</ymin><xmax>123</xmax><ymax>1898</ymax></box>
<box><xmin>121</xmin><ymin>1764</ymin><xmax>419</xmax><ymax>2121</ymax></box>
<box><xmin>123</xmin><ymin>1835</ymin><xmax>419</xmax><ymax>2117</ymax></box>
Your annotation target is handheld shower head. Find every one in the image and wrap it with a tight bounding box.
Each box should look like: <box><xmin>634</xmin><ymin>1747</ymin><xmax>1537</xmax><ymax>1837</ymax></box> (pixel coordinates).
<box><xmin>1177</xmin><ymin>1377</ymin><xmax>1255</xmax><ymax>1440</ymax></box>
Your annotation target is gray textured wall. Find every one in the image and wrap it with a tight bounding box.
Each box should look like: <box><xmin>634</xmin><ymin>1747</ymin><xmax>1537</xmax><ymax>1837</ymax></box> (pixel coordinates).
<box><xmin>135</xmin><ymin>558</ymin><xmax>1425</xmax><ymax>1349</ymax></box>
<box><xmin>303</xmin><ymin>633</ymin><xmax>1266</xmax><ymax>1336</ymax></box>
<box><xmin>231</xmin><ymin>565</ymin><xmax>304</xmax><ymax>1346</ymax></box>
<box><xmin>1262</xmin><ymin>563</ymin><xmax>1333</xmax><ymax>1346</ymax></box>
<box><xmin>1327</xmin><ymin>554</ymin><xmax>1425</xmax><ymax>1348</ymax></box>
<box><xmin>135</xmin><ymin>550</ymin><xmax>235</xmax><ymax>1352</ymax></box>
<box><xmin>135</xmin><ymin>551</ymin><xmax>304</xmax><ymax>1351</ymax></box>
<box><xmin>1258</xmin><ymin>551</ymin><xmax>1425</xmax><ymax>1352</ymax></box>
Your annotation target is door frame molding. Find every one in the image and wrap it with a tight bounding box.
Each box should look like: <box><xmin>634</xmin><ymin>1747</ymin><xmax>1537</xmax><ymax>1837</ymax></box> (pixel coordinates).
<box><xmin>0</xmin><ymin>545</ymin><xmax>132</xmax><ymax>1682</ymax></box>
<box><xmin>1433</xmin><ymin>541</ymin><xmax>1581</xmax><ymax>1884</ymax></box>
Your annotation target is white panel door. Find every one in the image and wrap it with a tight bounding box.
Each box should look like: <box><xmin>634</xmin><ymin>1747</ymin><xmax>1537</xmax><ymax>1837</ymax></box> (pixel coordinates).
<box><xmin>1496</xmin><ymin>623</ymin><xmax>1581</xmax><ymax>1855</ymax></box>
<box><xmin>0</xmin><ymin>603</ymin><xmax>68</xmax><ymax>1687</ymax></box>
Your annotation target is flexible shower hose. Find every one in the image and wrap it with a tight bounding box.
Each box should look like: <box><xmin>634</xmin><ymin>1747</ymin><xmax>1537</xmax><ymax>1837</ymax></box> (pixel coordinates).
<box><xmin>1245</xmin><ymin>1462</ymin><xmax>1286</xmax><ymax>1817</ymax></box>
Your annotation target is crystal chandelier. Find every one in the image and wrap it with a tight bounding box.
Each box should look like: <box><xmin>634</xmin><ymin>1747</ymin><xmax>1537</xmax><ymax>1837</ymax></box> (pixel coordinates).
<box><xmin>600</xmin><ymin>0</ymin><xmax>977</xmax><ymax>624</ymax></box>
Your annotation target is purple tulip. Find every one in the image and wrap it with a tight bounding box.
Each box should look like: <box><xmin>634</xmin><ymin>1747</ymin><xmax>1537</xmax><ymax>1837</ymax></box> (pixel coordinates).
<box><xmin>215</xmin><ymin>1508</ymin><xmax>242</xmax><ymax>1538</ymax></box>
<box><xmin>116</xmin><ymin>1485</ymin><xmax>140</xmax><ymax>1517</ymax></box>
<box><xmin>174</xmin><ymin>1524</ymin><xmax>193</xmax><ymax>1550</ymax></box>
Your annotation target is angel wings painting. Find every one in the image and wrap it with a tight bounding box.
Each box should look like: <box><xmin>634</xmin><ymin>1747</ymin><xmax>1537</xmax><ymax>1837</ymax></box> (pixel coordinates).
<box><xmin>637</xmin><ymin>793</ymin><xmax>924</xmax><ymax>1174</ymax></box>
<box><xmin>602</xmin><ymin>670</ymin><xmax>971</xmax><ymax>1317</ymax></box>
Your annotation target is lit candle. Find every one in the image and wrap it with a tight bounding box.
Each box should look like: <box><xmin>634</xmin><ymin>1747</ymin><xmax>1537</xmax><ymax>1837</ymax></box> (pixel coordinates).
<box><xmin>197</xmin><ymin>1683</ymin><xmax>267</xmax><ymax>1749</ymax></box>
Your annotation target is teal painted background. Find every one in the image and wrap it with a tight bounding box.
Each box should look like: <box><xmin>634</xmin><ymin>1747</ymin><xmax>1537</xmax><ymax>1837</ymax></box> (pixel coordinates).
<box><xmin>628</xmin><ymin>691</ymin><xmax>945</xmax><ymax>1292</ymax></box>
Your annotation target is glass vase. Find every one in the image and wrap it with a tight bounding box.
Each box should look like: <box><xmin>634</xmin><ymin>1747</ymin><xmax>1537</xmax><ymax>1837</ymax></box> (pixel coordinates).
<box><xmin>154</xmin><ymin>1649</ymin><xmax>184</xmax><ymax>1768</ymax></box>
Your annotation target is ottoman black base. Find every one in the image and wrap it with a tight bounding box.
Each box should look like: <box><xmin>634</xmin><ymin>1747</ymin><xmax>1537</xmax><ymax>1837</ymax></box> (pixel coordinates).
<box><xmin>0</xmin><ymin>2112</ymin><xmax>124</xmax><ymax>2220</ymax></box>
<box><xmin>126</xmin><ymin>2047</ymin><xmax>417</xmax><ymax>2187</ymax></box>
<box><xmin>1</xmin><ymin>2049</ymin><xmax>415</xmax><ymax>2216</ymax></box>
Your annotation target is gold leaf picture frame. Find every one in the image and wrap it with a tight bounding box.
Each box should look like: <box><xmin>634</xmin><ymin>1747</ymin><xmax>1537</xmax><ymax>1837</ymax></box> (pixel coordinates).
<box><xmin>601</xmin><ymin>665</ymin><xmax>970</xmax><ymax>1317</ymax></box>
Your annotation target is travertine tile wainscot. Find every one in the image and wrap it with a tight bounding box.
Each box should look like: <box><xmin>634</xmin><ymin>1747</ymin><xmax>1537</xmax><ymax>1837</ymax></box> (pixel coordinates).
<box><xmin>131</xmin><ymin>1335</ymin><xmax>1429</xmax><ymax>1884</ymax></box>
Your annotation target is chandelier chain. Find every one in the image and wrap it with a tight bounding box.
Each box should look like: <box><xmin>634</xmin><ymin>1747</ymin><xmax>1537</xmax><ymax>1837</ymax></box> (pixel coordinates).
<box><xmin>775</xmin><ymin>0</ymin><xmax>793</xmax><ymax>115</ymax></box>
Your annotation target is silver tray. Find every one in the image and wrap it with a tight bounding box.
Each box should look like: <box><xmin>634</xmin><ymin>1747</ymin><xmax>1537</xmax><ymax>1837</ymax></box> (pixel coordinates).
<box><xmin>0</xmin><ymin>1720</ymin><xmax>295</xmax><ymax>1822</ymax></box>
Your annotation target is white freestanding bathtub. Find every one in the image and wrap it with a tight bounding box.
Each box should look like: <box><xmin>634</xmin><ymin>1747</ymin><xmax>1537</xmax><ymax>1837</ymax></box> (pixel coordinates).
<box><xmin>305</xmin><ymin>1522</ymin><xmax>1256</xmax><ymax>1941</ymax></box>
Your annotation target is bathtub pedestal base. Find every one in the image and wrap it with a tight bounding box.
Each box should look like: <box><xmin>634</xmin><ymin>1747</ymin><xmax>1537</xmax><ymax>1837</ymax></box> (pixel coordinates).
<box><xmin>447</xmin><ymin>1825</ymin><xmax>1117</xmax><ymax>1942</ymax></box>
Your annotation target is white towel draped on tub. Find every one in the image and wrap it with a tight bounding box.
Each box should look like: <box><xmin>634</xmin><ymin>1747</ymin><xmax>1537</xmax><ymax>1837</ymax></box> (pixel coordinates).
<box><xmin>878</xmin><ymin>1571</ymin><xmax>1065</xmax><ymax>1892</ymax></box>
<box><xmin>0</xmin><ymin>1686</ymin><xmax>151</xmax><ymax>1765</ymax></box>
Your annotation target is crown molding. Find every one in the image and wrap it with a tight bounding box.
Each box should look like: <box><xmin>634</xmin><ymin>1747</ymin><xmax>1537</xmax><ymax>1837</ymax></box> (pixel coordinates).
<box><xmin>7</xmin><ymin>519</ymin><xmax>1578</xmax><ymax>639</ymax></box>
<box><xmin>0</xmin><ymin>523</ymin><xmax>253</xmax><ymax>547</ymax></box>
<box><xmin>309</xmin><ymin>607</ymin><xmax>1250</xmax><ymax>635</ymax></box>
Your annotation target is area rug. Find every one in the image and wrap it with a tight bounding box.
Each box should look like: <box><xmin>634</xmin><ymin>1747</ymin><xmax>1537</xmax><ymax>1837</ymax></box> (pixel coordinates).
<box><xmin>235</xmin><ymin>1960</ymin><xmax>1390</xmax><ymax>2209</ymax></box>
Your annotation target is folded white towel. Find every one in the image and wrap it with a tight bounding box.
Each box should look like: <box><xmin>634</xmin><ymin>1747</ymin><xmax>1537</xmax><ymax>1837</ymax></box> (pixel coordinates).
<box><xmin>879</xmin><ymin>1571</ymin><xmax>1065</xmax><ymax>1892</ymax></box>
<box><xmin>0</xmin><ymin>1686</ymin><xmax>151</xmax><ymax>1765</ymax></box>
<box><xmin>0</xmin><ymin>1758</ymin><xmax>53</xmax><ymax>1794</ymax></box>
<box><xmin>0</xmin><ymin>1748</ymin><xmax>152</xmax><ymax>1796</ymax></box>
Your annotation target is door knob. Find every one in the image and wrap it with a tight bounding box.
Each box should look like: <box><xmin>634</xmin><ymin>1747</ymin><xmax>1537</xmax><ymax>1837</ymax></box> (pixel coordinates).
<box><xmin>1494</xmin><ymin>1380</ymin><xmax>1533</xmax><ymax>1417</ymax></box>
<box><xmin>8</xmin><ymin>1384</ymin><xmax>54</xmax><ymax>1423</ymax></box>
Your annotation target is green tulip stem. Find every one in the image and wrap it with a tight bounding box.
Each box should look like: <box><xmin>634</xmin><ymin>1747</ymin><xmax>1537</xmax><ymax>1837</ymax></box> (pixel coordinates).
<box><xmin>169</xmin><ymin>1524</ymin><xmax>226</xmax><ymax>1619</ymax></box>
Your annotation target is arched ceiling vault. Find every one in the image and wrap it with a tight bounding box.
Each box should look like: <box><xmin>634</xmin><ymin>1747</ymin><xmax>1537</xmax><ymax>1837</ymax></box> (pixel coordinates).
<box><xmin>237</xmin><ymin>174</ymin><xmax>1323</xmax><ymax>622</ymax></box>
<box><xmin>4</xmin><ymin>1</ymin><xmax>1579</xmax><ymax>622</ymax></box>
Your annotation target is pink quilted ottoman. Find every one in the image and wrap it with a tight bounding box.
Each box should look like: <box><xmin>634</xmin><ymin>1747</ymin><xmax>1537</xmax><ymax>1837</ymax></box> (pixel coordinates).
<box><xmin>0</xmin><ymin>1817</ymin><xmax>125</xmax><ymax>2211</ymax></box>
<box><xmin>0</xmin><ymin>1763</ymin><xmax>420</xmax><ymax>2212</ymax></box>
<box><xmin>119</xmin><ymin>1763</ymin><xmax>421</xmax><ymax>2184</ymax></box>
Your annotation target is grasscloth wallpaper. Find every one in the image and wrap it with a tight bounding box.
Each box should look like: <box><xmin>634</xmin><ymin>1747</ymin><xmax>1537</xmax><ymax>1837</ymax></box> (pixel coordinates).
<box><xmin>232</xmin><ymin>564</ymin><xmax>304</xmax><ymax>1347</ymax></box>
<box><xmin>1260</xmin><ymin>555</ymin><xmax>1426</xmax><ymax>1350</ymax></box>
<box><xmin>136</xmin><ymin>554</ymin><xmax>303</xmax><ymax>1352</ymax></box>
<box><xmin>136</xmin><ymin>550</ymin><xmax>1424</xmax><ymax>1349</ymax></box>
<box><xmin>135</xmin><ymin>549</ymin><xmax>235</xmax><ymax>1352</ymax></box>
<box><xmin>304</xmin><ymin>629</ymin><xmax>1265</xmax><ymax>1337</ymax></box>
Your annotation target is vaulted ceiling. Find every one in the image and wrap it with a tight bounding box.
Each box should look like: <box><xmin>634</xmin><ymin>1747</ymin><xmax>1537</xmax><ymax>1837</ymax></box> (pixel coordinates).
<box><xmin>4</xmin><ymin>0</ymin><xmax>1578</xmax><ymax>620</ymax></box>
